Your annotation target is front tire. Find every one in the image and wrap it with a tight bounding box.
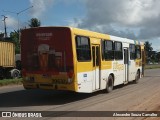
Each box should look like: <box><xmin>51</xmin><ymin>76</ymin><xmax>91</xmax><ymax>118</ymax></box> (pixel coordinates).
<box><xmin>134</xmin><ymin>71</ymin><xmax>140</xmax><ymax>84</ymax></box>
<box><xmin>105</xmin><ymin>75</ymin><xmax>114</xmax><ymax>93</ymax></box>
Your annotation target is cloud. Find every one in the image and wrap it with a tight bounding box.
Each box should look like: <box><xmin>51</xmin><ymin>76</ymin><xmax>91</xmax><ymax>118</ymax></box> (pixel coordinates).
<box><xmin>67</xmin><ymin>18</ymin><xmax>83</xmax><ymax>28</ymax></box>
<box><xmin>29</xmin><ymin>0</ymin><xmax>55</xmax><ymax>18</ymax></box>
<box><xmin>71</xmin><ymin>0</ymin><xmax>160</xmax><ymax>40</ymax></box>
<box><xmin>144</xmin><ymin>38</ymin><xmax>160</xmax><ymax>52</ymax></box>
<box><xmin>6</xmin><ymin>16</ymin><xmax>18</xmax><ymax>29</ymax></box>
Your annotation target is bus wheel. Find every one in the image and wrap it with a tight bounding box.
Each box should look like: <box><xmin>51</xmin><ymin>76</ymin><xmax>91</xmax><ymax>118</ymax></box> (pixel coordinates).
<box><xmin>134</xmin><ymin>71</ymin><xmax>140</xmax><ymax>84</ymax></box>
<box><xmin>105</xmin><ymin>75</ymin><xmax>114</xmax><ymax>93</ymax></box>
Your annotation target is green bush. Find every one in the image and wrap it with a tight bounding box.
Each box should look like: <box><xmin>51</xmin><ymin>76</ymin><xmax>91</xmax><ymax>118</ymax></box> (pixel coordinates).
<box><xmin>145</xmin><ymin>64</ymin><xmax>160</xmax><ymax>69</ymax></box>
<box><xmin>0</xmin><ymin>78</ymin><xmax>22</xmax><ymax>87</ymax></box>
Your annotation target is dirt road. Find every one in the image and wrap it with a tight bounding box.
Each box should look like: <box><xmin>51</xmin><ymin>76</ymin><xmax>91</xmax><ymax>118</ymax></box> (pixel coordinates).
<box><xmin>0</xmin><ymin>69</ymin><xmax>160</xmax><ymax>120</ymax></box>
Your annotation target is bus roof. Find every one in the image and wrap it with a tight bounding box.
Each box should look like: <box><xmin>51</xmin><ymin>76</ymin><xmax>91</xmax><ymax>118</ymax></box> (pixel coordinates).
<box><xmin>71</xmin><ymin>27</ymin><xmax>144</xmax><ymax>45</ymax></box>
<box><xmin>22</xmin><ymin>26</ymin><xmax>144</xmax><ymax>45</ymax></box>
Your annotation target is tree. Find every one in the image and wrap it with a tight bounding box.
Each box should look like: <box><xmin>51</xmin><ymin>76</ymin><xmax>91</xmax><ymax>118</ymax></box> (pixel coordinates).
<box><xmin>157</xmin><ymin>52</ymin><xmax>160</xmax><ymax>63</ymax></box>
<box><xmin>0</xmin><ymin>33</ymin><xmax>4</xmax><ymax>40</ymax></box>
<box><xmin>28</xmin><ymin>18</ymin><xmax>41</xmax><ymax>27</ymax></box>
<box><xmin>10</xmin><ymin>30</ymin><xmax>20</xmax><ymax>54</ymax></box>
<box><xmin>144</xmin><ymin>41</ymin><xmax>153</xmax><ymax>63</ymax></box>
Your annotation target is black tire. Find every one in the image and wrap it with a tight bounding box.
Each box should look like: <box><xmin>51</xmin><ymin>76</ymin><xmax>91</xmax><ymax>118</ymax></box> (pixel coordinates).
<box><xmin>105</xmin><ymin>75</ymin><xmax>114</xmax><ymax>93</ymax></box>
<box><xmin>11</xmin><ymin>70</ymin><xmax>20</xmax><ymax>79</ymax></box>
<box><xmin>134</xmin><ymin>71</ymin><xmax>140</xmax><ymax>84</ymax></box>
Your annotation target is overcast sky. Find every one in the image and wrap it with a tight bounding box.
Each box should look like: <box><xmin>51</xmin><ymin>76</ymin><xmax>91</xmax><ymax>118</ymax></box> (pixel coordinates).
<box><xmin>1</xmin><ymin>0</ymin><xmax>160</xmax><ymax>51</ymax></box>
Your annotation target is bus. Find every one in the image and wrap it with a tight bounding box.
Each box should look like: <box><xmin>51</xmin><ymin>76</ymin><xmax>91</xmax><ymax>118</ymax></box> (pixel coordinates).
<box><xmin>21</xmin><ymin>27</ymin><xmax>145</xmax><ymax>93</ymax></box>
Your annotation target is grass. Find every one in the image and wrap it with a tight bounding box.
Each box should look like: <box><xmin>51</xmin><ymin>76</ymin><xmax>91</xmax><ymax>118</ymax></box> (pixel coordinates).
<box><xmin>0</xmin><ymin>64</ymin><xmax>160</xmax><ymax>87</ymax></box>
<box><xmin>145</xmin><ymin>64</ymin><xmax>160</xmax><ymax>69</ymax></box>
<box><xmin>0</xmin><ymin>78</ymin><xmax>23</xmax><ymax>87</ymax></box>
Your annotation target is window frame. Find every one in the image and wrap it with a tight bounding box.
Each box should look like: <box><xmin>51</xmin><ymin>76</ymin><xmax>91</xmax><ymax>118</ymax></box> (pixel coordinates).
<box><xmin>102</xmin><ymin>40</ymin><xmax>114</xmax><ymax>61</ymax></box>
<box><xmin>114</xmin><ymin>41</ymin><xmax>123</xmax><ymax>60</ymax></box>
<box><xmin>75</xmin><ymin>35</ymin><xmax>91</xmax><ymax>62</ymax></box>
<box><xmin>136</xmin><ymin>45</ymin><xmax>141</xmax><ymax>59</ymax></box>
<box><xmin>129</xmin><ymin>44</ymin><xmax>136</xmax><ymax>60</ymax></box>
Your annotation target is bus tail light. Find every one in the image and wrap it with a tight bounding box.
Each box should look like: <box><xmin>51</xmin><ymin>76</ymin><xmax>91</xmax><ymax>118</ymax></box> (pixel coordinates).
<box><xmin>68</xmin><ymin>70</ymin><xmax>73</xmax><ymax>78</ymax></box>
<box><xmin>67</xmin><ymin>70</ymin><xmax>74</xmax><ymax>84</ymax></box>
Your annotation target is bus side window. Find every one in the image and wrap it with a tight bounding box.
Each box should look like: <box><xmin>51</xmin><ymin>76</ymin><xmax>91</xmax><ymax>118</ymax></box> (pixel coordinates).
<box><xmin>130</xmin><ymin>44</ymin><xmax>136</xmax><ymax>60</ymax></box>
<box><xmin>114</xmin><ymin>42</ymin><xmax>123</xmax><ymax>60</ymax></box>
<box><xmin>102</xmin><ymin>40</ymin><xmax>114</xmax><ymax>60</ymax></box>
<box><xmin>101</xmin><ymin>40</ymin><xmax>105</xmax><ymax>60</ymax></box>
<box><xmin>136</xmin><ymin>45</ymin><xmax>141</xmax><ymax>59</ymax></box>
<box><xmin>76</xmin><ymin>36</ymin><xmax>91</xmax><ymax>62</ymax></box>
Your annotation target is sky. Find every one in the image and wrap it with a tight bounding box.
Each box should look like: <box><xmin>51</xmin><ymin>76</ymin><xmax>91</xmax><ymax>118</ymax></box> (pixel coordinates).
<box><xmin>0</xmin><ymin>0</ymin><xmax>160</xmax><ymax>51</ymax></box>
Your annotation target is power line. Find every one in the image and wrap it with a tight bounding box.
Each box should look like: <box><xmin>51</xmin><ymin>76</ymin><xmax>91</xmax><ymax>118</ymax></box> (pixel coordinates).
<box><xmin>3</xmin><ymin>6</ymin><xmax>33</xmax><ymax>31</ymax></box>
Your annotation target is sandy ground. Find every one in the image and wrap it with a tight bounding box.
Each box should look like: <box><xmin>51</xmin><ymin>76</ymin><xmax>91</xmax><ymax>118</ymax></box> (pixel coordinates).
<box><xmin>0</xmin><ymin>69</ymin><xmax>159</xmax><ymax>120</ymax></box>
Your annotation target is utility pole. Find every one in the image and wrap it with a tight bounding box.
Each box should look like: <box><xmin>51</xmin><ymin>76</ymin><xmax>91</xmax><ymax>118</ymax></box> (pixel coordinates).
<box><xmin>3</xmin><ymin>6</ymin><xmax>33</xmax><ymax>53</ymax></box>
<box><xmin>1</xmin><ymin>15</ymin><xmax>8</xmax><ymax>38</ymax></box>
<box><xmin>3</xmin><ymin>6</ymin><xmax>33</xmax><ymax>33</ymax></box>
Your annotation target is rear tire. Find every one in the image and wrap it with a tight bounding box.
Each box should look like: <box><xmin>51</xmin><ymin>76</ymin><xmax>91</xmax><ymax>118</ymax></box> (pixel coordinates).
<box><xmin>105</xmin><ymin>75</ymin><xmax>114</xmax><ymax>93</ymax></box>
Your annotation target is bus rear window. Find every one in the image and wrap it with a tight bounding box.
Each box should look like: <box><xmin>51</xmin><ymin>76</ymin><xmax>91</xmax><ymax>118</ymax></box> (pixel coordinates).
<box><xmin>76</xmin><ymin>36</ymin><xmax>91</xmax><ymax>61</ymax></box>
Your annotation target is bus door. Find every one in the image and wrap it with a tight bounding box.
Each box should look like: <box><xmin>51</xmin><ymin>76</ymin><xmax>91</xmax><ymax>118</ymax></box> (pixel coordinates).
<box><xmin>92</xmin><ymin>45</ymin><xmax>100</xmax><ymax>90</ymax></box>
<box><xmin>142</xmin><ymin>50</ymin><xmax>145</xmax><ymax>77</ymax></box>
<box><xmin>124</xmin><ymin>48</ymin><xmax>129</xmax><ymax>82</ymax></box>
